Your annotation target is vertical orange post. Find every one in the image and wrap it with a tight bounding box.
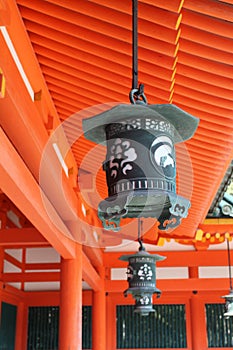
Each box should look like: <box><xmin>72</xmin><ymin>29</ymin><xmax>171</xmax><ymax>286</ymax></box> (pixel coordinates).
<box><xmin>190</xmin><ymin>294</ymin><xmax>208</xmax><ymax>350</ymax></box>
<box><xmin>92</xmin><ymin>267</ymin><xmax>106</xmax><ymax>350</ymax></box>
<box><xmin>59</xmin><ymin>243</ymin><xmax>82</xmax><ymax>350</ymax></box>
<box><xmin>106</xmin><ymin>293</ymin><xmax>117</xmax><ymax>350</ymax></box>
<box><xmin>15</xmin><ymin>301</ymin><xmax>28</xmax><ymax>350</ymax></box>
<box><xmin>188</xmin><ymin>266</ymin><xmax>199</xmax><ymax>279</ymax></box>
<box><xmin>0</xmin><ymin>248</ymin><xmax>3</xmax><ymax>328</ymax></box>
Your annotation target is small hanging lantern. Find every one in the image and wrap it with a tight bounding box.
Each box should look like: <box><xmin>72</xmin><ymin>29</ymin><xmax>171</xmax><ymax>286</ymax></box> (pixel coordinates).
<box><xmin>82</xmin><ymin>0</ymin><xmax>199</xmax><ymax>231</ymax></box>
<box><xmin>222</xmin><ymin>291</ymin><xmax>233</xmax><ymax>318</ymax></box>
<box><xmin>221</xmin><ymin>237</ymin><xmax>233</xmax><ymax>317</ymax></box>
<box><xmin>119</xmin><ymin>239</ymin><xmax>165</xmax><ymax>316</ymax></box>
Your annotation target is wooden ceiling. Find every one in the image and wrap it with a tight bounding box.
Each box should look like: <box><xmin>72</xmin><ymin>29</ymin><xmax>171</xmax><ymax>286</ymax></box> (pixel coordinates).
<box><xmin>1</xmin><ymin>0</ymin><xmax>233</xmax><ymax>249</ymax></box>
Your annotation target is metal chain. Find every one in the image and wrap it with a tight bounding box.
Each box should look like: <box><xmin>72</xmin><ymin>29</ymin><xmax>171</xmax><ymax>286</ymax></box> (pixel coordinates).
<box><xmin>130</xmin><ymin>84</ymin><xmax>148</xmax><ymax>105</ymax></box>
<box><xmin>130</xmin><ymin>0</ymin><xmax>147</xmax><ymax>105</ymax></box>
<box><xmin>227</xmin><ymin>238</ymin><xmax>233</xmax><ymax>291</ymax></box>
<box><xmin>138</xmin><ymin>218</ymin><xmax>145</xmax><ymax>251</ymax></box>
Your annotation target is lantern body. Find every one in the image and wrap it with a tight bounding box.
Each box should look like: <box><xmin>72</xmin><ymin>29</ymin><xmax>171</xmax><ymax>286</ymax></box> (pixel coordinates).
<box><xmin>222</xmin><ymin>291</ymin><xmax>233</xmax><ymax>317</ymax></box>
<box><xmin>119</xmin><ymin>249</ymin><xmax>166</xmax><ymax>316</ymax></box>
<box><xmin>83</xmin><ymin>104</ymin><xmax>199</xmax><ymax>231</ymax></box>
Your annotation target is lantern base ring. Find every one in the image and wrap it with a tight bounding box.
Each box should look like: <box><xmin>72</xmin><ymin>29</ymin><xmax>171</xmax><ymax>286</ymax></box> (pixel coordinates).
<box><xmin>124</xmin><ymin>287</ymin><xmax>161</xmax><ymax>298</ymax></box>
<box><xmin>98</xmin><ymin>190</ymin><xmax>190</xmax><ymax>231</ymax></box>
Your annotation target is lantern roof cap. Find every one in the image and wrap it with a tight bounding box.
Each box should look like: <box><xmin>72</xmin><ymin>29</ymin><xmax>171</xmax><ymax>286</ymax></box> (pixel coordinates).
<box><xmin>119</xmin><ymin>249</ymin><xmax>166</xmax><ymax>262</ymax></box>
<box><xmin>222</xmin><ymin>290</ymin><xmax>233</xmax><ymax>299</ymax></box>
<box><xmin>82</xmin><ymin>103</ymin><xmax>199</xmax><ymax>144</ymax></box>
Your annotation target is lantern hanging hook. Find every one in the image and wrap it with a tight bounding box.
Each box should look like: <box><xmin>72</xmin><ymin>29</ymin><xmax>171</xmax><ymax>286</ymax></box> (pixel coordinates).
<box><xmin>129</xmin><ymin>0</ymin><xmax>147</xmax><ymax>105</ymax></box>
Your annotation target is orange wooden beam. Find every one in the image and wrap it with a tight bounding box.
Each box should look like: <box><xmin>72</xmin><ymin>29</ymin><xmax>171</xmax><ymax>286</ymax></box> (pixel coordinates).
<box><xmin>175</xmin><ymin>74</ymin><xmax>233</xmax><ymax>101</ymax></box>
<box><xmin>2</xmin><ymin>271</ymin><xmax>60</xmax><ymax>283</ymax></box>
<box><xmin>25</xmin><ymin>262</ymin><xmax>61</xmax><ymax>270</ymax></box>
<box><xmin>33</xmin><ymin>44</ymin><xmax>175</xmax><ymax>100</ymax></box>
<box><xmin>178</xmin><ymin>52</ymin><xmax>233</xmax><ymax>79</ymax></box>
<box><xmin>81</xmin><ymin>223</ymin><xmax>103</xmax><ymax>269</ymax></box>
<box><xmin>23</xmin><ymin>11</ymin><xmax>178</xmax><ymax>64</ymax></box>
<box><xmin>18</xmin><ymin>0</ymin><xmax>181</xmax><ymax>36</ymax></box>
<box><xmin>182</xmin><ymin>8</ymin><xmax>232</xmax><ymax>39</ymax></box>
<box><xmin>104</xmin><ymin>250</ymin><xmax>230</xmax><ymax>268</ymax></box>
<box><xmin>0</xmin><ymin>283</ymin><xmax>24</xmax><ymax>299</ymax></box>
<box><xmin>31</xmin><ymin>33</ymin><xmax>175</xmax><ymax>80</ymax></box>
<box><xmin>82</xmin><ymin>244</ymin><xmax>103</xmax><ymax>270</ymax></box>
<box><xmin>87</xmin><ymin>0</ymin><xmax>184</xmax><ymax>13</ymax></box>
<box><xmin>0</xmin><ymin>0</ymin><xmax>79</xmax><ymax>223</ymax></box>
<box><xmin>200</xmin><ymin>219</ymin><xmax>233</xmax><ymax>234</ymax></box>
<box><xmin>179</xmin><ymin>38</ymin><xmax>233</xmax><ymax>66</ymax></box>
<box><xmin>180</xmin><ymin>23</ymin><xmax>233</xmax><ymax>53</ymax></box>
<box><xmin>82</xmin><ymin>250</ymin><xmax>102</xmax><ymax>292</ymax></box>
<box><xmin>23</xmin><ymin>291</ymin><xmax>60</xmax><ymax>306</ymax></box>
<box><xmin>0</xmin><ymin>127</ymin><xmax>76</xmax><ymax>259</ymax></box>
<box><xmin>0</xmin><ymin>82</ymin><xmax>78</xmax><ymax>224</ymax></box>
<box><xmin>4</xmin><ymin>0</ymin><xmax>61</xmax><ymax>120</ymax></box>
<box><xmin>4</xmin><ymin>252</ymin><xmax>22</xmax><ymax>269</ymax></box>
<box><xmin>184</xmin><ymin>0</ymin><xmax>233</xmax><ymax>22</ymax></box>
<box><xmin>0</xmin><ymin>228</ymin><xmax>49</xmax><ymax>247</ymax></box>
<box><xmin>105</xmin><ymin>278</ymin><xmax>231</xmax><ymax>293</ymax></box>
<box><xmin>175</xmin><ymin>84</ymin><xmax>233</xmax><ymax>111</ymax></box>
<box><xmin>4</xmin><ymin>250</ymin><xmax>101</xmax><ymax>292</ymax></box>
<box><xmin>175</xmin><ymin>93</ymin><xmax>233</xmax><ymax>118</ymax></box>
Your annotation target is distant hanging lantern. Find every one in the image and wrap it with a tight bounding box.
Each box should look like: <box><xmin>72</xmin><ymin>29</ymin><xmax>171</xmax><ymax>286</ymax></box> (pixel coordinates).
<box><xmin>119</xmin><ymin>238</ymin><xmax>165</xmax><ymax>316</ymax></box>
<box><xmin>222</xmin><ymin>291</ymin><xmax>233</xmax><ymax>318</ymax></box>
<box><xmin>82</xmin><ymin>0</ymin><xmax>199</xmax><ymax>231</ymax></box>
<box><xmin>222</xmin><ymin>237</ymin><xmax>233</xmax><ymax>318</ymax></box>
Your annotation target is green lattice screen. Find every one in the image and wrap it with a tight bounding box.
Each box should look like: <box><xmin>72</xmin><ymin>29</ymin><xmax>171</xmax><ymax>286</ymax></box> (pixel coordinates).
<box><xmin>27</xmin><ymin>306</ymin><xmax>59</xmax><ymax>350</ymax></box>
<box><xmin>206</xmin><ymin>303</ymin><xmax>233</xmax><ymax>348</ymax></box>
<box><xmin>0</xmin><ymin>302</ymin><xmax>17</xmax><ymax>350</ymax></box>
<box><xmin>82</xmin><ymin>305</ymin><xmax>92</xmax><ymax>349</ymax></box>
<box><xmin>27</xmin><ymin>306</ymin><xmax>92</xmax><ymax>349</ymax></box>
<box><xmin>117</xmin><ymin>304</ymin><xmax>187</xmax><ymax>349</ymax></box>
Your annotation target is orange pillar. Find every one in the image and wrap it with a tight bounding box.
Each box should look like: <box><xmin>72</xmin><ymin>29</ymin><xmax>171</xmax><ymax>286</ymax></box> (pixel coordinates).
<box><xmin>59</xmin><ymin>243</ymin><xmax>82</xmax><ymax>350</ymax></box>
<box><xmin>106</xmin><ymin>292</ymin><xmax>117</xmax><ymax>350</ymax></box>
<box><xmin>92</xmin><ymin>268</ymin><xmax>106</xmax><ymax>350</ymax></box>
<box><xmin>188</xmin><ymin>266</ymin><xmax>199</xmax><ymax>279</ymax></box>
<box><xmin>15</xmin><ymin>301</ymin><xmax>28</xmax><ymax>350</ymax></box>
<box><xmin>190</xmin><ymin>294</ymin><xmax>208</xmax><ymax>350</ymax></box>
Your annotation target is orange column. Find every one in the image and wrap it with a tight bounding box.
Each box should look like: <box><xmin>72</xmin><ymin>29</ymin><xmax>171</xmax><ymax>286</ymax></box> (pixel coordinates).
<box><xmin>190</xmin><ymin>294</ymin><xmax>208</xmax><ymax>350</ymax></box>
<box><xmin>188</xmin><ymin>266</ymin><xmax>208</xmax><ymax>349</ymax></box>
<box><xmin>92</xmin><ymin>267</ymin><xmax>106</xmax><ymax>350</ymax></box>
<box><xmin>0</xmin><ymin>248</ymin><xmax>3</xmax><ymax>320</ymax></box>
<box><xmin>188</xmin><ymin>266</ymin><xmax>199</xmax><ymax>279</ymax></box>
<box><xmin>15</xmin><ymin>301</ymin><xmax>28</xmax><ymax>350</ymax></box>
<box><xmin>106</xmin><ymin>292</ymin><xmax>117</xmax><ymax>350</ymax></box>
<box><xmin>59</xmin><ymin>243</ymin><xmax>82</xmax><ymax>350</ymax></box>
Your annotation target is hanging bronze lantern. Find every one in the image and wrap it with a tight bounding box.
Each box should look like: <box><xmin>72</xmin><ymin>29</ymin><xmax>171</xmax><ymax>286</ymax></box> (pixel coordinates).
<box><xmin>221</xmin><ymin>238</ymin><xmax>233</xmax><ymax>317</ymax></box>
<box><xmin>82</xmin><ymin>0</ymin><xmax>199</xmax><ymax>232</ymax></box>
<box><xmin>82</xmin><ymin>103</ymin><xmax>199</xmax><ymax>231</ymax></box>
<box><xmin>222</xmin><ymin>291</ymin><xmax>233</xmax><ymax>318</ymax></box>
<box><xmin>119</xmin><ymin>245</ymin><xmax>166</xmax><ymax>316</ymax></box>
